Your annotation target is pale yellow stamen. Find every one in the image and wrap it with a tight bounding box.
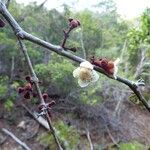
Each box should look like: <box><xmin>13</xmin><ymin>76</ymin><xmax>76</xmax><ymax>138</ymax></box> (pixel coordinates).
<box><xmin>79</xmin><ymin>68</ymin><xmax>92</xmax><ymax>81</ymax></box>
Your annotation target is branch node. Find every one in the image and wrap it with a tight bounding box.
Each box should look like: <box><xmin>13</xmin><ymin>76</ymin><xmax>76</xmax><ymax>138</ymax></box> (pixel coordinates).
<box><xmin>31</xmin><ymin>76</ymin><xmax>39</xmax><ymax>83</ymax></box>
<box><xmin>132</xmin><ymin>78</ymin><xmax>145</xmax><ymax>88</ymax></box>
<box><xmin>16</xmin><ymin>30</ymin><xmax>25</xmax><ymax>39</ymax></box>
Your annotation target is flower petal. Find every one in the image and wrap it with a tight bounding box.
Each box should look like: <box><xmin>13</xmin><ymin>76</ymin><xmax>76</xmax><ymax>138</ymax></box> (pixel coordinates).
<box><xmin>73</xmin><ymin>67</ymin><xmax>80</xmax><ymax>78</ymax></box>
<box><xmin>80</xmin><ymin>61</ymin><xmax>93</xmax><ymax>70</ymax></box>
<box><xmin>113</xmin><ymin>66</ymin><xmax>118</xmax><ymax>79</ymax></box>
<box><xmin>113</xmin><ymin>58</ymin><xmax>120</xmax><ymax>79</ymax></box>
<box><xmin>91</xmin><ymin>70</ymin><xmax>99</xmax><ymax>83</ymax></box>
<box><xmin>114</xmin><ymin>58</ymin><xmax>120</xmax><ymax>66</ymax></box>
<box><xmin>78</xmin><ymin>79</ymin><xmax>89</xmax><ymax>87</ymax></box>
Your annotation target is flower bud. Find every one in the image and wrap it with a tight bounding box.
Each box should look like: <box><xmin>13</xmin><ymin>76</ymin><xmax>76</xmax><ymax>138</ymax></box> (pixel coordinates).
<box><xmin>47</xmin><ymin>100</ymin><xmax>56</xmax><ymax>107</ymax></box>
<box><xmin>100</xmin><ymin>59</ymin><xmax>108</xmax><ymax>69</ymax></box>
<box><xmin>38</xmin><ymin>104</ymin><xmax>45</xmax><ymax>111</ymax></box>
<box><xmin>24</xmin><ymin>83</ymin><xmax>32</xmax><ymax>90</ymax></box>
<box><xmin>32</xmin><ymin>92</ymin><xmax>37</xmax><ymax>98</ymax></box>
<box><xmin>25</xmin><ymin>76</ymin><xmax>31</xmax><ymax>82</ymax></box>
<box><xmin>69</xmin><ymin>18</ymin><xmax>80</xmax><ymax>29</ymax></box>
<box><xmin>42</xmin><ymin>93</ymin><xmax>48</xmax><ymax>100</ymax></box>
<box><xmin>23</xmin><ymin>91</ymin><xmax>30</xmax><ymax>99</ymax></box>
<box><xmin>107</xmin><ymin>61</ymin><xmax>114</xmax><ymax>69</ymax></box>
<box><xmin>17</xmin><ymin>87</ymin><xmax>24</xmax><ymax>93</ymax></box>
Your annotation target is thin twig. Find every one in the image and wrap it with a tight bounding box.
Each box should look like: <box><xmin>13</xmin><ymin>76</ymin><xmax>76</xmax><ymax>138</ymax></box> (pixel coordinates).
<box><xmin>1</xmin><ymin>128</ymin><xmax>31</xmax><ymax>150</ymax></box>
<box><xmin>61</xmin><ymin>28</ymin><xmax>71</xmax><ymax>48</ymax></box>
<box><xmin>86</xmin><ymin>129</ymin><xmax>93</xmax><ymax>150</ymax></box>
<box><xmin>17</xmin><ymin>38</ymin><xmax>63</xmax><ymax>150</ymax></box>
<box><xmin>0</xmin><ymin>0</ymin><xmax>149</xmax><ymax>112</ymax></box>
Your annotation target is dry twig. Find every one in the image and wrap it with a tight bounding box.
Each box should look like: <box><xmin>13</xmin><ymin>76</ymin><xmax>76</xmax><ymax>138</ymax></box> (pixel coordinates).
<box><xmin>86</xmin><ymin>129</ymin><xmax>93</xmax><ymax>150</ymax></box>
<box><xmin>1</xmin><ymin>128</ymin><xmax>31</xmax><ymax>150</ymax></box>
<box><xmin>17</xmin><ymin>38</ymin><xmax>63</xmax><ymax>150</ymax></box>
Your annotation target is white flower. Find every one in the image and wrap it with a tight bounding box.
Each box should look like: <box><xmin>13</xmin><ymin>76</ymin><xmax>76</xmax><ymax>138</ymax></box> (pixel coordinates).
<box><xmin>73</xmin><ymin>61</ymin><xmax>99</xmax><ymax>87</ymax></box>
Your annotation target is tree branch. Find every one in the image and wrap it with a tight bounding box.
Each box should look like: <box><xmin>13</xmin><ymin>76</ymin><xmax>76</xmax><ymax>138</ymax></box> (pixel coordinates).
<box><xmin>17</xmin><ymin>38</ymin><xmax>63</xmax><ymax>150</ymax></box>
<box><xmin>21</xmin><ymin>103</ymin><xmax>50</xmax><ymax>130</ymax></box>
<box><xmin>0</xmin><ymin>0</ymin><xmax>149</xmax><ymax>113</ymax></box>
<box><xmin>1</xmin><ymin>128</ymin><xmax>31</xmax><ymax>150</ymax></box>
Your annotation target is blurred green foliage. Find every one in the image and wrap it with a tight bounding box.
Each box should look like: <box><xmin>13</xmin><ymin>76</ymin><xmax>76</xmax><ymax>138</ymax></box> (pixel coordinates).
<box><xmin>4</xmin><ymin>98</ymin><xmax>14</xmax><ymax>111</ymax></box>
<box><xmin>119</xmin><ymin>141</ymin><xmax>145</xmax><ymax>150</ymax></box>
<box><xmin>0</xmin><ymin>76</ymin><xmax>8</xmax><ymax>98</ymax></box>
<box><xmin>37</xmin><ymin>120</ymin><xmax>79</xmax><ymax>150</ymax></box>
<box><xmin>35</xmin><ymin>56</ymin><xmax>77</xmax><ymax>93</ymax></box>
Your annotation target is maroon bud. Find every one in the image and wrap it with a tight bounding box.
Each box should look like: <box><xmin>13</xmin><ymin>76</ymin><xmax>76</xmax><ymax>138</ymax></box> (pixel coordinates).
<box><xmin>38</xmin><ymin>104</ymin><xmax>45</xmax><ymax>111</ymax></box>
<box><xmin>42</xmin><ymin>93</ymin><xmax>48</xmax><ymax>100</ymax></box>
<box><xmin>90</xmin><ymin>56</ymin><xmax>95</xmax><ymax>62</ymax></box>
<box><xmin>17</xmin><ymin>87</ymin><xmax>24</xmax><ymax>93</ymax></box>
<box><xmin>93</xmin><ymin>60</ymin><xmax>102</xmax><ymax>67</ymax></box>
<box><xmin>0</xmin><ymin>19</ymin><xmax>5</xmax><ymax>28</ymax></box>
<box><xmin>69</xmin><ymin>19</ymin><xmax>80</xmax><ymax>29</ymax></box>
<box><xmin>24</xmin><ymin>83</ymin><xmax>32</xmax><ymax>90</ymax></box>
<box><xmin>47</xmin><ymin>100</ymin><xmax>56</xmax><ymax>107</ymax></box>
<box><xmin>25</xmin><ymin>76</ymin><xmax>31</xmax><ymax>82</ymax></box>
<box><xmin>24</xmin><ymin>91</ymin><xmax>30</xmax><ymax>99</ymax></box>
<box><xmin>32</xmin><ymin>92</ymin><xmax>37</xmax><ymax>98</ymax></box>
<box><xmin>68</xmin><ymin>18</ymin><xmax>73</xmax><ymax>22</ymax></box>
<box><xmin>100</xmin><ymin>59</ymin><xmax>108</xmax><ymax>69</ymax></box>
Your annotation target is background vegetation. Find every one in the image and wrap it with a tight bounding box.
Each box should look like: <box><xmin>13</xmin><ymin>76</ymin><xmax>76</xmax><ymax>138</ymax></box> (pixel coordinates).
<box><xmin>0</xmin><ymin>0</ymin><xmax>150</xmax><ymax>149</ymax></box>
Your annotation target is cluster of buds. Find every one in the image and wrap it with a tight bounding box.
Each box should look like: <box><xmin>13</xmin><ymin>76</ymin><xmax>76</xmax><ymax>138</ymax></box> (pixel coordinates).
<box><xmin>17</xmin><ymin>76</ymin><xmax>37</xmax><ymax>99</ymax></box>
<box><xmin>61</xmin><ymin>18</ymin><xmax>80</xmax><ymax>52</ymax></box>
<box><xmin>38</xmin><ymin>93</ymin><xmax>56</xmax><ymax>118</ymax></box>
<box><xmin>90</xmin><ymin>56</ymin><xmax>120</xmax><ymax>79</ymax></box>
<box><xmin>0</xmin><ymin>19</ymin><xmax>6</xmax><ymax>28</ymax></box>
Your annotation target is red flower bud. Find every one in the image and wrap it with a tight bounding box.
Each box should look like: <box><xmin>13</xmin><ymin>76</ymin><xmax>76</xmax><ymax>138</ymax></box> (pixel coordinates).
<box><xmin>100</xmin><ymin>59</ymin><xmax>108</xmax><ymax>69</ymax></box>
<box><xmin>47</xmin><ymin>100</ymin><xmax>56</xmax><ymax>107</ymax></box>
<box><xmin>0</xmin><ymin>19</ymin><xmax>5</xmax><ymax>28</ymax></box>
<box><xmin>92</xmin><ymin>60</ymin><xmax>102</xmax><ymax>67</ymax></box>
<box><xmin>38</xmin><ymin>104</ymin><xmax>45</xmax><ymax>111</ymax></box>
<box><xmin>42</xmin><ymin>93</ymin><xmax>48</xmax><ymax>100</ymax></box>
<box><xmin>24</xmin><ymin>83</ymin><xmax>32</xmax><ymax>90</ymax></box>
<box><xmin>24</xmin><ymin>91</ymin><xmax>30</xmax><ymax>99</ymax></box>
<box><xmin>107</xmin><ymin>61</ymin><xmax>114</xmax><ymax>69</ymax></box>
<box><xmin>69</xmin><ymin>18</ymin><xmax>80</xmax><ymax>29</ymax></box>
<box><xmin>25</xmin><ymin>76</ymin><xmax>31</xmax><ymax>82</ymax></box>
<box><xmin>17</xmin><ymin>87</ymin><xmax>24</xmax><ymax>93</ymax></box>
<box><xmin>68</xmin><ymin>18</ymin><xmax>73</xmax><ymax>22</ymax></box>
<box><xmin>32</xmin><ymin>92</ymin><xmax>37</xmax><ymax>98</ymax></box>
